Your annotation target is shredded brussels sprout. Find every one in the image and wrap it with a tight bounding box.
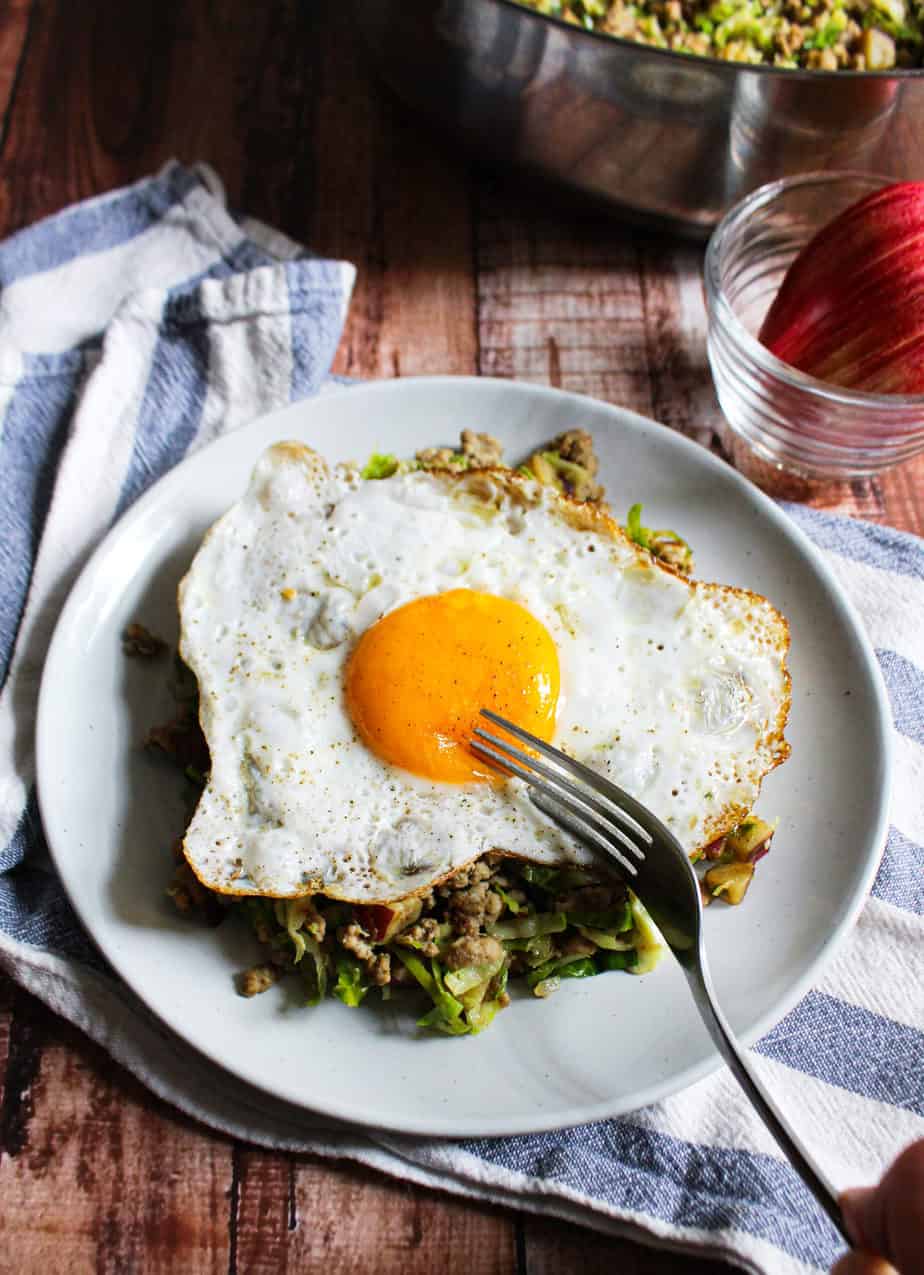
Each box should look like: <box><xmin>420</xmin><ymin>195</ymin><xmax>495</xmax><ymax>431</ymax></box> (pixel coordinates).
<box><xmin>487</xmin><ymin>911</ymin><xmax>568</xmax><ymax>940</ymax></box>
<box><xmin>361</xmin><ymin>452</ymin><xmax>400</xmax><ymax>480</ymax></box>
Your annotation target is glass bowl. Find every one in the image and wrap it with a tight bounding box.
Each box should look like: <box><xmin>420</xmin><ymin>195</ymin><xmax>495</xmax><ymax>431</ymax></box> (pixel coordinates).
<box><xmin>705</xmin><ymin>172</ymin><xmax>924</xmax><ymax>486</ymax></box>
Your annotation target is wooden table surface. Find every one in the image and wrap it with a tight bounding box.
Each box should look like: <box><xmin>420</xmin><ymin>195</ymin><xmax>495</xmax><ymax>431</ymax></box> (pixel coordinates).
<box><xmin>1</xmin><ymin>3</ymin><xmax>921</xmax><ymax>1272</ymax></box>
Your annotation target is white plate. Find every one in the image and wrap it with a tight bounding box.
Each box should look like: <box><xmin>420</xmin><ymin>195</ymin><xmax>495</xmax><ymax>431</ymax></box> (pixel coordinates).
<box><xmin>36</xmin><ymin>376</ymin><xmax>892</xmax><ymax>1137</ymax></box>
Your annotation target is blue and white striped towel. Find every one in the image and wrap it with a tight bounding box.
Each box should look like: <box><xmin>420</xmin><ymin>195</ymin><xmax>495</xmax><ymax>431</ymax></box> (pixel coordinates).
<box><xmin>1</xmin><ymin>164</ymin><xmax>921</xmax><ymax>1275</ymax></box>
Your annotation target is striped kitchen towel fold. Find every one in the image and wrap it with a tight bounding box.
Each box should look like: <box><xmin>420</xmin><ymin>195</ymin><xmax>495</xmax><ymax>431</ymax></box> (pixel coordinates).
<box><xmin>1</xmin><ymin>164</ymin><xmax>921</xmax><ymax>1275</ymax></box>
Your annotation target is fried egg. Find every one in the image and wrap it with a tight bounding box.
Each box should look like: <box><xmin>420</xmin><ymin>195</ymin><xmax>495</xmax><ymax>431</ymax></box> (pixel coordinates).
<box><xmin>178</xmin><ymin>442</ymin><xmax>790</xmax><ymax>902</ymax></box>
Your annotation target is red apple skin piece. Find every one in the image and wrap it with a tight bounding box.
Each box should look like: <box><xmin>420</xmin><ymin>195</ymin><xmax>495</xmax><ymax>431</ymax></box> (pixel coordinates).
<box><xmin>758</xmin><ymin>181</ymin><xmax>924</xmax><ymax>395</ymax></box>
<box><xmin>354</xmin><ymin>895</ymin><xmax>423</xmax><ymax>942</ymax></box>
<box><xmin>702</xmin><ymin>836</ymin><xmax>727</xmax><ymax>860</ymax></box>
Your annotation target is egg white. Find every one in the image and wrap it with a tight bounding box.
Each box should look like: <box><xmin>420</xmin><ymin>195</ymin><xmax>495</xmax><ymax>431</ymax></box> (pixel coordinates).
<box><xmin>178</xmin><ymin>442</ymin><xmax>790</xmax><ymax>901</ymax></box>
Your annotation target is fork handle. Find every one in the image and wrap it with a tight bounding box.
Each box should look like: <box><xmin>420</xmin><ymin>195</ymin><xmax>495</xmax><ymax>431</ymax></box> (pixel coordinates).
<box><xmin>682</xmin><ymin>957</ymin><xmax>851</xmax><ymax>1245</ymax></box>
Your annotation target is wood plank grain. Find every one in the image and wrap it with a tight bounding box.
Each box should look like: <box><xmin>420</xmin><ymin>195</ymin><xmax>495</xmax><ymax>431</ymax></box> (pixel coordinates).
<box><xmin>0</xmin><ymin>0</ymin><xmax>113</xmax><ymax>233</ymax></box>
<box><xmin>121</xmin><ymin>0</ymin><xmax>319</xmax><ymax>237</ymax></box>
<box><xmin>291</xmin><ymin>1155</ymin><xmax>517</xmax><ymax>1274</ymax></box>
<box><xmin>475</xmin><ymin>181</ymin><xmax>724</xmax><ymax>449</ymax></box>
<box><xmin>232</xmin><ymin>1147</ymin><xmax>519</xmax><ymax>1273</ymax></box>
<box><xmin>0</xmin><ymin>974</ymin><xmax>16</xmax><ymax>1125</ymax></box>
<box><xmin>310</xmin><ymin>3</ymin><xmax>478</xmax><ymax>380</ymax></box>
<box><xmin>0</xmin><ymin>987</ymin><xmax>232</xmax><ymax>1275</ymax></box>
<box><xmin>477</xmin><ymin>179</ymin><xmax>656</xmax><ymax>412</ymax></box>
<box><xmin>0</xmin><ymin>0</ymin><xmax>315</xmax><ymax>236</ymax></box>
<box><xmin>523</xmin><ymin>1215</ymin><xmax>731</xmax><ymax>1274</ymax></box>
<box><xmin>0</xmin><ymin>0</ymin><xmax>32</xmax><ymax>139</ymax></box>
<box><xmin>635</xmin><ymin>241</ymin><xmax>719</xmax><ymax>451</ymax></box>
<box><xmin>230</xmin><ymin>1147</ymin><xmax>296</xmax><ymax>1274</ymax></box>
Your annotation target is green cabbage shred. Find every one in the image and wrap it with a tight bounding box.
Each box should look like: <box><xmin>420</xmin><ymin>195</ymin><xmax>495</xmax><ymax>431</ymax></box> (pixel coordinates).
<box><xmin>487</xmin><ymin>911</ymin><xmax>567</xmax><ymax>940</ymax></box>
<box><xmin>361</xmin><ymin>452</ymin><xmax>400</xmax><ymax>480</ymax></box>
<box><xmin>333</xmin><ymin>955</ymin><xmax>370</xmax><ymax>1007</ymax></box>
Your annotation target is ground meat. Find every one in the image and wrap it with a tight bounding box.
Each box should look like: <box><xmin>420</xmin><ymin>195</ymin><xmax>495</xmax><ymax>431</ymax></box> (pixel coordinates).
<box><xmin>416</xmin><ymin>445</ymin><xmax>457</xmax><ymax>468</ymax></box>
<box><xmin>395</xmin><ymin>918</ymin><xmax>442</xmax><ymax>958</ymax></box>
<box><xmin>444</xmin><ymin>934</ymin><xmax>504</xmax><ymax>971</ymax></box>
<box><xmin>448</xmin><ymin>881</ymin><xmax>503</xmax><ymax>935</ymax></box>
<box><xmin>339</xmin><ymin>921</ymin><xmax>375</xmax><ymax>963</ymax></box>
<box><xmin>166</xmin><ymin>861</ymin><xmax>225</xmax><ymax>925</ymax></box>
<box><xmin>338</xmin><ymin>922</ymin><xmax>395</xmax><ymax>984</ymax></box>
<box><xmin>460</xmin><ymin>429</ymin><xmax>504</xmax><ymax>467</ymax></box>
<box><xmin>775</xmin><ymin>20</ymin><xmax>804</xmax><ymax>57</ymax></box>
<box><xmin>416</xmin><ymin>431</ymin><xmax>504</xmax><ymax>471</ymax></box>
<box><xmin>122</xmin><ymin>622</ymin><xmax>167</xmax><ymax>658</ymax></box>
<box><xmin>440</xmin><ymin>859</ymin><xmax>494</xmax><ymax>892</ymax></box>
<box><xmin>239</xmin><ymin>964</ymin><xmax>279</xmax><ymax>997</ymax></box>
<box><xmin>485</xmin><ymin>890</ymin><xmax>504</xmax><ymax>923</ymax></box>
<box><xmin>552</xmin><ymin>429</ymin><xmax>599</xmax><ymax>478</ymax></box>
<box><xmin>524</xmin><ymin>433</ymin><xmax>605</xmax><ymax>503</ymax></box>
<box><xmin>291</xmin><ymin>896</ymin><xmax>326</xmax><ymax>942</ymax></box>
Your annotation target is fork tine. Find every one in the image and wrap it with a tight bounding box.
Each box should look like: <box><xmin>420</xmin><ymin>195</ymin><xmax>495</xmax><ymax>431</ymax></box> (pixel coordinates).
<box><xmin>472</xmin><ymin>727</ymin><xmax>645</xmax><ymax>863</ymax></box>
<box><xmin>470</xmin><ymin>739</ymin><xmax>641</xmax><ymax>877</ymax></box>
<box><xmin>469</xmin><ymin>737</ymin><xmax>548</xmax><ymax>790</ymax></box>
<box><xmin>530</xmin><ymin>790</ymin><xmax>639</xmax><ymax>878</ymax></box>
<box><xmin>479</xmin><ymin>708</ymin><xmax>654</xmax><ymax>844</ymax></box>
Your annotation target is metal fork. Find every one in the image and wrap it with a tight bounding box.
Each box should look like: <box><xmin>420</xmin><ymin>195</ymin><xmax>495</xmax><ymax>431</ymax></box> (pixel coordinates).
<box><xmin>471</xmin><ymin>708</ymin><xmax>850</xmax><ymax>1244</ymax></box>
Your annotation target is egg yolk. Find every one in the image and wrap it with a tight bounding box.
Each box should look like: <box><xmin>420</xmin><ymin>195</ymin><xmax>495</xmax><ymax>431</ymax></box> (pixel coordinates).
<box><xmin>345</xmin><ymin>589</ymin><xmax>560</xmax><ymax>784</ymax></box>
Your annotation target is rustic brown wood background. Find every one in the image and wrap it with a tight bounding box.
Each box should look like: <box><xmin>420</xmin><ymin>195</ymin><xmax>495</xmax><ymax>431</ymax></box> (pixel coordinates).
<box><xmin>0</xmin><ymin>2</ymin><xmax>920</xmax><ymax>1272</ymax></box>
